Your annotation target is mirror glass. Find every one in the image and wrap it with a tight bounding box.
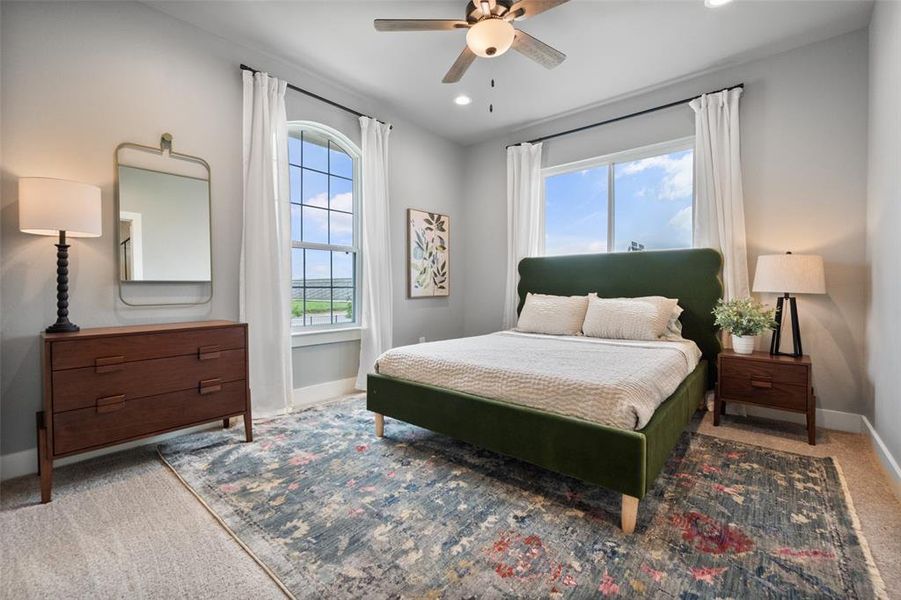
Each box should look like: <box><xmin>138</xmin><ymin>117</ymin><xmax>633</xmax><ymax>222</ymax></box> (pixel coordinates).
<box><xmin>117</xmin><ymin>164</ymin><xmax>211</xmax><ymax>282</ymax></box>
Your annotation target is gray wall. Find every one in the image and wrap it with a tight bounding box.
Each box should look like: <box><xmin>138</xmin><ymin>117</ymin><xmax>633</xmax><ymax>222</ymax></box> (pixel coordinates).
<box><xmin>462</xmin><ymin>30</ymin><xmax>870</xmax><ymax>417</ymax></box>
<box><xmin>0</xmin><ymin>1</ymin><xmax>465</xmax><ymax>458</ymax></box>
<box><xmin>866</xmin><ymin>2</ymin><xmax>901</xmax><ymax>464</ymax></box>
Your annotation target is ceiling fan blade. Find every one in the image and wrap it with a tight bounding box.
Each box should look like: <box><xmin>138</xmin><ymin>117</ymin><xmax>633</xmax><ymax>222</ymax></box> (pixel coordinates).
<box><xmin>506</xmin><ymin>0</ymin><xmax>569</xmax><ymax>21</ymax></box>
<box><xmin>512</xmin><ymin>29</ymin><xmax>566</xmax><ymax>68</ymax></box>
<box><xmin>442</xmin><ymin>47</ymin><xmax>477</xmax><ymax>83</ymax></box>
<box><xmin>374</xmin><ymin>19</ymin><xmax>469</xmax><ymax>32</ymax></box>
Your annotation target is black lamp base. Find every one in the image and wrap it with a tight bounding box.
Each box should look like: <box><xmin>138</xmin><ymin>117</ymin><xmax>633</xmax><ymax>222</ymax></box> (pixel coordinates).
<box><xmin>46</xmin><ymin>321</ymin><xmax>80</xmax><ymax>334</ymax></box>
<box><xmin>769</xmin><ymin>293</ymin><xmax>803</xmax><ymax>357</ymax></box>
<box><xmin>45</xmin><ymin>231</ymin><xmax>80</xmax><ymax>335</ymax></box>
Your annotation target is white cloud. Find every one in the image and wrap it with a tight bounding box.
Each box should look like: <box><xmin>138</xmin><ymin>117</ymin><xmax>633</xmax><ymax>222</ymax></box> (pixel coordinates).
<box><xmin>331</xmin><ymin>192</ymin><xmax>353</xmax><ymax>213</ymax></box>
<box><xmin>302</xmin><ymin>196</ymin><xmax>353</xmax><ymax>236</ymax></box>
<box><xmin>668</xmin><ymin>206</ymin><xmax>692</xmax><ymax>232</ymax></box>
<box><xmin>304</xmin><ymin>192</ymin><xmax>328</xmax><ymax>208</ymax></box>
<box><xmin>618</xmin><ymin>152</ymin><xmax>693</xmax><ymax>200</ymax></box>
<box><xmin>545</xmin><ymin>235</ymin><xmax>606</xmax><ymax>256</ymax></box>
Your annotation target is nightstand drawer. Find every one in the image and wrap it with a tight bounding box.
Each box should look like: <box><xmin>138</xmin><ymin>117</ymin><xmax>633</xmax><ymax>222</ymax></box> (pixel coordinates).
<box><xmin>720</xmin><ymin>357</ymin><xmax>808</xmax><ymax>386</ymax></box>
<box><xmin>720</xmin><ymin>376</ymin><xmax>808</xmax><ymax>411</ymax></box>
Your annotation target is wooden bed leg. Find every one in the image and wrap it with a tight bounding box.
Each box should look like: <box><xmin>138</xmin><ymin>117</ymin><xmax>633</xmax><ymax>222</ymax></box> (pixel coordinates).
<box><xmin>374</xmin><ymin>413</ymin><xmax>384</xmax><ymax>438</ymax></box>
<box><xmin>621</xmin><ymin>495</ymin><xmax>639</xmax><ymax>534</ymax></box>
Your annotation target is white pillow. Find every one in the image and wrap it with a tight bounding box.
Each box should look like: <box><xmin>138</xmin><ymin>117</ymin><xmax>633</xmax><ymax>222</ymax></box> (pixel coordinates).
<box><xmin>582</xmin><ymin>296</ymin><xmax>679</xmax><ymax>341</ymax></box>
<box><xmin>516</xmin><ymin>293</ymin><xmax>590</xmax><ymax>336</ymax></box>
<box><xmin>663</xmin><ymin>304</ymin><xmax>685</xmax><ymax>340</ymax></box>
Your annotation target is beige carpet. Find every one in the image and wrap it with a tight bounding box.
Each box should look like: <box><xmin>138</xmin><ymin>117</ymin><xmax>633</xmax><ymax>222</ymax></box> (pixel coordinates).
<box><xmin>1</xmin><ymin>448</ymin><xmax>285</xmax><ymax>599</ymax></box>
<box><xmin>2</xmin><ymin>403</ymin><xmax>899</xmax><ymax>599</ymax></box>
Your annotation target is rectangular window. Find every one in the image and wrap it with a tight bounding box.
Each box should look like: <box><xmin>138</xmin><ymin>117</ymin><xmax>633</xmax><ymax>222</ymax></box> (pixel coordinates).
<box><xmin>289</xmin><ymin>127</ymin><xmax>359</xmax><ymax>330</ymax></box>
<box><xmin>542</xmin><ymin>138</ymin><xmax>694</xmax><ymax>255</ymax></box>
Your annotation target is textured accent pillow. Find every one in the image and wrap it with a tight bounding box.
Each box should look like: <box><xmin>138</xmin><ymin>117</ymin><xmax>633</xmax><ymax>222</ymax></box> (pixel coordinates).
<box><xmin>582</xmin><ymin>296</ymin><xmax>679</xmax><ymax>341</ymax></box>
<box><xmin>516</xmin><ymin>293</ymin><xmax>590</xmax><ymax>336</ymax></box>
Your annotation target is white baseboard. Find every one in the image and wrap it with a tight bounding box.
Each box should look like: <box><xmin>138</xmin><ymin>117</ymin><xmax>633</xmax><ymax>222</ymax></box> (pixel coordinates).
<box><xmin>862</xmin><ymin>416</ymin><xmax>901</xmax><ymax>500</ymax></box>
<box><xmin>0</xmin><ymin>421</ymin><xmax>222</xmax><ymax>482</ymax></box>
<box><xmin>292</xmin><ymin>377</ymin><xmax>358</xmax><ymax>410</ymax></box>
<box><xmin>723</xmin><ymin>404</ymin><xmax>863</xmax><ymax>433</ymax></box>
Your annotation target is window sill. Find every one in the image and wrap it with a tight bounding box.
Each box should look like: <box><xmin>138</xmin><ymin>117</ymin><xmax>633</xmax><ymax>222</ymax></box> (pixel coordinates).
<box><xmin>292</xmin><ymin>327</ymin><xmax>361</xmax><ymax>348</ymax></box>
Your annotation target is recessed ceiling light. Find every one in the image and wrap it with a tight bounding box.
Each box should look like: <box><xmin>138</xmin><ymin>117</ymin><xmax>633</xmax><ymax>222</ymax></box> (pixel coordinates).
<box><xmin>454</xmin><ymin>95</ymin><xmax>472</xmax><ymax>106</ymax></box>
<box><xmin>704</xmin><ymin>0</ymin><xmax>733</xmax><ymax>7</ymax></box>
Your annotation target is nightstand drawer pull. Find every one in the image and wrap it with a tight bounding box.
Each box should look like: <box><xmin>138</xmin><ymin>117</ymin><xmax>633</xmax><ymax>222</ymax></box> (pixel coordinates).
<box><xmin>750</xmin><ymin>379</ymin><xmax>773</xmax><ymax>389</ymax></box>
<box><xmin>95</xmin><ymin>356</ymin><xmax>125</xmax><ymax>374</ymax></box>
<box><xmin>199</xmin><ymin>378</ymin><xmax>222</xmax><ymax>394</ymax></box>
<box><xmin>96</xmin><ymin>394</ymin><xmax>126</xmax><ymax>413</ymax></box>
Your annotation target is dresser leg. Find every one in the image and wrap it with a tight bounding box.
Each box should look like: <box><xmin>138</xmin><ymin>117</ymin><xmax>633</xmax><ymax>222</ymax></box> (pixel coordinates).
<box><xmin>37</xmin><ymin>415</ymin><xmax>52</xmax><ymax>504</ymax></box>
<box><xmin>243</xmin><ymin>411</ymin><xmax>253</xmax><ymax>443</ymax></box>
<box><xmin>223</xmin><ymin>417</ymin><xmax>231</xmax><ymax>429</ymax></box>
<box><xmin>713</xmin><ymin>394</ymin><xmax>722</xmax><ymax>426</ymax></box>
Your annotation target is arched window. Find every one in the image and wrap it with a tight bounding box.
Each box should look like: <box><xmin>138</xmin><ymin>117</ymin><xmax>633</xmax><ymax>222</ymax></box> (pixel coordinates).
<box><xmin>287</xmin><ymin>122</ymin><xmax>360</xmax><ymax>330</ymax></box>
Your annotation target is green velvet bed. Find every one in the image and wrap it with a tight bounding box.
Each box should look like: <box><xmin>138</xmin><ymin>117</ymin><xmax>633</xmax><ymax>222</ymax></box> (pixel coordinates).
<box><xmin>367</xmin><ymin>248</ymin><xmax>723</xmax><ymax>532</ymax></box>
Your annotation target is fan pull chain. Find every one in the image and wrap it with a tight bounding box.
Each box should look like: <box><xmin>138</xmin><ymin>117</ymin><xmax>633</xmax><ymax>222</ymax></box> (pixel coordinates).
<box><xmin>489</xmin><ymin>78</ymin><xmax>496</xmax><ymax>113</ymax></box>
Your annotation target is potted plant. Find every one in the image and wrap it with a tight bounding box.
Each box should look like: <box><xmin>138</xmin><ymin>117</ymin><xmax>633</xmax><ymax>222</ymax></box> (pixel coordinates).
<box><xmin>712</xmin><ymin>298</ymin><xmax>777</xmax><ymax>354</ymax></box>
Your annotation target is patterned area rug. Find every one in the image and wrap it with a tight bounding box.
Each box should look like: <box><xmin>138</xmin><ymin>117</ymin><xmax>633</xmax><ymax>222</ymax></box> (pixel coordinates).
<box><xmin>159</xmin><ymin>398</ymin><xmax>885</xmax><ymax>599</ymax></box>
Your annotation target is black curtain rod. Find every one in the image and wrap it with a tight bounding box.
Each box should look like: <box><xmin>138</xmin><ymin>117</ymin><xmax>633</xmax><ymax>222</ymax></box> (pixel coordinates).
<box><xmin>240</xmin><ymin>64</ymin><xmax>389</xmax><ymax>126</ymax></box>
<box><xmin>507</xmin><ymin>83</ymin><xmax>744</xmax><ymax>148</ymax></box>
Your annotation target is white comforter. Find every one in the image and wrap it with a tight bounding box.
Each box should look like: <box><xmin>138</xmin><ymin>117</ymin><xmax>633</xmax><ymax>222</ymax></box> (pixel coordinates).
<box><xmin>374</xmin><ymin>331</ymin><xmax>701</xmax><ymax>431</ymax></box>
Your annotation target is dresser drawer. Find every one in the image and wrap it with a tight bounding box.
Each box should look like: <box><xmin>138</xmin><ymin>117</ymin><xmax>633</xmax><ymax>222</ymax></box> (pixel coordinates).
<box><xmin>52</xmin><ymin>349</ymin><xmax>246</xmax><ymax>413</ymax></box>
<box><xmin>53</xmin><ymin>380</ymin><xmax>247</xmax><ymax>455</ymax></box>
<box><xmin>50</xmin><ymin>326</ymin><xmax>245</xmax><ymax>371</ymax></box>
<box><xmin>719</xmin><ymin>376</ymin><xmax>808</xmax><ymax>411</ymax></box>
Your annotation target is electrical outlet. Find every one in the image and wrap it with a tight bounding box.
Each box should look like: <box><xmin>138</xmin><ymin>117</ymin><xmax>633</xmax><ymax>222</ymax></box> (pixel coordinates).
<box><xmin>418</xmin><ymin>336</ymin><xmax>426</xmax><ymax>343</ymax></box>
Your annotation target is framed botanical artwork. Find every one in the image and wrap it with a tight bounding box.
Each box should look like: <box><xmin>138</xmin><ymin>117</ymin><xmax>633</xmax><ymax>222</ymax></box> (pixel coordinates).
<box><xmin>407</xmin><ymin>208</ymin><xmax>449</xmax><ymax>298</ymax></box>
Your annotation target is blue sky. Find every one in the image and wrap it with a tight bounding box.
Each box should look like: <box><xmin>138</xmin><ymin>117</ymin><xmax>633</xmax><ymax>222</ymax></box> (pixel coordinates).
<box><xmin>545</xmin><ymin>149</ymin><xmax>693</xmax><ymax>255</ymax></box>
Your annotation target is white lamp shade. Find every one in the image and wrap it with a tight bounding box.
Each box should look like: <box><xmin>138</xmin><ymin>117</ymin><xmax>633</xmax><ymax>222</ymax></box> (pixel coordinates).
<box><xmin>752</xmin><ymin>253</ymin><xmax>826</xmax><ymax>294</ymax></box>
<box><xmin>466</xmin><ymin>19</ymin><xmax>515</xmax><ymax>58</ymax></box>
<box><xmin>19</xmin><ymin>177</ymin><xmax>102</xmax><ymax>238</ymax></box>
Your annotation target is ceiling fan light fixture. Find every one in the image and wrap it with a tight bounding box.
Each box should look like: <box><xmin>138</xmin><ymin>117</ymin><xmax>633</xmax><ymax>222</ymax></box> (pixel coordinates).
<box><xmin>465</xmin><ymin>18</ymin><xmax>515</xmax><ymax>58</ymax></box>
<box><xmin>454</xmin><ymin>94</ymin><xmax>472</xmax><ymax>105</ymax></box>
<box><xmin>704</xmin><ymin>0</ymin><xmax>733</xmax><ymax>7</ymax></box>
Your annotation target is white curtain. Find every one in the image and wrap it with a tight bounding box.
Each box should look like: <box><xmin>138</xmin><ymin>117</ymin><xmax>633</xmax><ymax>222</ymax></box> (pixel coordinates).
<box><xmin>690</xmin><ymin>88</ymin><xmax>750</xmax><ymax>300</ymax></box>
<box><xmin>355</xmin><ymin>117</ymin><xmax>393</xmax><ymax>390</ymax></box>
<box><xmin>240</xmin><ymin>70</ymin><xmax>294</xmax><ymax>415</ymax></box>
<box><xmin>503</xmin><ymin>142</ymin><xmax>544</xmax><ymax>329</ymax></box>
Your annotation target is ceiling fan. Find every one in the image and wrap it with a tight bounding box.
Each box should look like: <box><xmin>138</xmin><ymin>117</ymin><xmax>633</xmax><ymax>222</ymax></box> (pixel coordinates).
<box><xmin>374</xmin><ymin>0</ymin><xmax>569</xmax><ymax>83</ymax></box>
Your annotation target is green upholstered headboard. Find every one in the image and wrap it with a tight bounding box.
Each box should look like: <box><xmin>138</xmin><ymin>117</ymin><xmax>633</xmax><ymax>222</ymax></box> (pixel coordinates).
<box><xmin>517</xmin><ymin>249</ymin><xmax>723</xmax><ymax>387</ymax></box>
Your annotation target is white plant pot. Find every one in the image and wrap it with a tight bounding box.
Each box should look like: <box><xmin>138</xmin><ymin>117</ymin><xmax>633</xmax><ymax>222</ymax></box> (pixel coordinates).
<box><xmin>731</xmin><ymin>334</ymin><xmax>757</xmax><ymax>355</ymax></box>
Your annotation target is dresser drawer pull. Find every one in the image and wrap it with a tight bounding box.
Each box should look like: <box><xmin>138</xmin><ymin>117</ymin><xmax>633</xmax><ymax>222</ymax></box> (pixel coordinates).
<box><xmin>750</xmin><ymin>379</ymin><xmax>773</xmax><ymax>389</ymax></box>
<box><xmin>95</xmin><ymin>356</ymin><xmax>125</xmax><ymax>374</ymax></box>
<box><xmin>198</xmin><ymin>345</ymin><xmax>222</xmax><ymax>360</ymax></box>
<box><xmin>96</xmin><ymin>394</ymin><xmax>126</xmax><ymax>413</ymax></box>
<box><xmin>199</xmin><ymin>378</ymin><xmax>222</xmax><ymax>394</ymax></box>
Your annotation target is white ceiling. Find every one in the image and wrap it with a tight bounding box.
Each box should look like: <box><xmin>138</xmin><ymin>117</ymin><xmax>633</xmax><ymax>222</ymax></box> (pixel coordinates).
<box><xmin>148</xmin><ymin>0</ymin><xmax>873</xmax><ymax>145</ymax></box>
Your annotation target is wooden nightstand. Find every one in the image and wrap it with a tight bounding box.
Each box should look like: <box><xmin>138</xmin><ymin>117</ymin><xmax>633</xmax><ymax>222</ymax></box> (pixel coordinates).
<box><xmin>714</xmin><ymin>349</ymin><xmax>816</xmax><ymax>445</ymax></box>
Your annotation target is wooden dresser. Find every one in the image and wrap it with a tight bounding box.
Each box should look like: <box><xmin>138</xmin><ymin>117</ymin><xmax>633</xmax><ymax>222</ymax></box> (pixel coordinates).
<box><xmin>38</xmin><ymin>320</ymin><xmax>252</xmax><ymax>502</ymax></box>
<box><xmin>713</xmin><ymin>349</ymin><xmax>815</xmax><ymax>445</ymax></box>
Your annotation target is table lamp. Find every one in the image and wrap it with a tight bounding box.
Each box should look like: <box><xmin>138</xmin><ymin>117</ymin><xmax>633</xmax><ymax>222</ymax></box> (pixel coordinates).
<box><xmin>752</xmin><ymin>252</ymin><xmax>826</xmax><ymax>357</ymax></box>
<box><xmin>19</xmin><ymin>177</ymin><xmax>102</xmax><ymax>333</ymax></box>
